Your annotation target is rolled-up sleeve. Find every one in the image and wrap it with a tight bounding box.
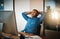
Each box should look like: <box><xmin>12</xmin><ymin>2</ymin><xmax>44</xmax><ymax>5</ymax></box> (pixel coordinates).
<box><xmin>22</xmin><ymin>12</ymin><xmax>29</xmax><ymax>21</ymax></box>
<box><xmin>39</xmin><ymin>13</ymin><xmax>45</xmax><ymax>24</ymax></box>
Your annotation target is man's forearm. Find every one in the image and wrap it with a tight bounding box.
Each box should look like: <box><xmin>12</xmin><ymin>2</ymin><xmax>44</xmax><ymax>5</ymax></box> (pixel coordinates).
<box><xmin>25</xmin><ymin>12</ymin><xmax>31</xmax><ymax>15</ymax></box>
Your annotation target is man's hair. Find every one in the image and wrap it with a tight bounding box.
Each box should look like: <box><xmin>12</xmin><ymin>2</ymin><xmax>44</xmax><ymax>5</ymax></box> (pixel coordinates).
<box><xmin>33</xmin><ymin>9</ymin><xmax>39</xmax><ymax>13</ymax></box>
<box><xmin>33</xmin><ymin>9</ymin><xmax>39</xmax><ymax>16</ymax></box>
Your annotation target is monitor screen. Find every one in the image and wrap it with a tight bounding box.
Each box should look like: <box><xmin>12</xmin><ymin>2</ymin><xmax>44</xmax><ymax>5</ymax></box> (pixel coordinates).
<box><xmin>0</xmin><ymin>23</ymin><xmax>3</xmax><ymax>34</ymax></box>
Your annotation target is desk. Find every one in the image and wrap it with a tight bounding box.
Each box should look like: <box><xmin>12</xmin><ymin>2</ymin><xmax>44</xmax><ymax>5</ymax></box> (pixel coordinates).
<box><xmin>1</xmin><ymin>32</ymin><xmax>48</xmax><ymax>39</ymax></box>
<box><xmin>18</xmin><ymin>32</ymin><xmax>35</xmax><ymax>36</ymax></box>
<box><xmin>1</xmin><ymin>32</ymin><xmax>20</xmax><ymax>39</ymax></box>
<box><xmin>18</xmin><ymin>32</ymin><xmax>48</xmax><ymax>39</ymax></box>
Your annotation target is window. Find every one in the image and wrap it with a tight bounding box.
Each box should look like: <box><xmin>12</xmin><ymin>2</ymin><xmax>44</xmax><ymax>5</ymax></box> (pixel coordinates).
<box><xmin>0</xmin><ymin>0</ymin><xmax>4</xmax><ymax>10</ymax></box>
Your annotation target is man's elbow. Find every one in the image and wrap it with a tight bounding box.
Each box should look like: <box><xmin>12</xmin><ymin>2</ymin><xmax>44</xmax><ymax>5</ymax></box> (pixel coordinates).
<box><xmin>22</xmin><ymin>12</ymin><xmax>26</xmax><ymax>15</ymax></box>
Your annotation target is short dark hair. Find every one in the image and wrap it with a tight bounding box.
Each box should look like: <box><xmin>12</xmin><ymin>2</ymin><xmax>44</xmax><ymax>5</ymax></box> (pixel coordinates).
<box><xmin>33</xmin><ymin>9</ymin><xmax>39</xmax><ymax>13</ymax></box>
<box><xmin>33</xmin><ymin>9</ymin><xmax>39</xmax><ymax>16</ymax></box>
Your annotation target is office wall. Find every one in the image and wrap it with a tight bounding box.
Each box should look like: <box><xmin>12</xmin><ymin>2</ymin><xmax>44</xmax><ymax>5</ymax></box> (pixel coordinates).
<box><xmin>30</xmin><ymin>0</ymin><xmax>43</xmax><ymax>11</ymax></box>
<box><xmin>15</xmin><ymin>0</ymin><xmax>30</xmax><ymax>31</ymax></box>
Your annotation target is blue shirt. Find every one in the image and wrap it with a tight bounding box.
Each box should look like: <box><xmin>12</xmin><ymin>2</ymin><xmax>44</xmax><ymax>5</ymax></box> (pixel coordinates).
<box><xmin>21</xmin><ymin>12</ymin><xmax>45</xmax><ymax>35</ymax></box>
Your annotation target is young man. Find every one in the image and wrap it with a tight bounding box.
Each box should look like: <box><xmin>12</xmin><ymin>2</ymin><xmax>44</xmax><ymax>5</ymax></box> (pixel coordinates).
<box><xmin>21</xmin><ymin>9</ymin><xmax>45</xmax><ymax>36</ymax></box>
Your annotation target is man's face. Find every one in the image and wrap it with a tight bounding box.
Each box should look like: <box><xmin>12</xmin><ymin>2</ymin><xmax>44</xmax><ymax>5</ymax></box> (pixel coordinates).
<box><xmin>31</xmin><ymin>10</ymin><xmax>37</xmax><ymax>17</ymax></box>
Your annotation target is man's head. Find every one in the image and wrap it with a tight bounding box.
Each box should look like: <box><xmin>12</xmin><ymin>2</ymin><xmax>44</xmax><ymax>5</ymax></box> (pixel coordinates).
<box><xmin>31</xmin><ymin>9</ymin><xmax>39</xmax><ymax>17</ymax></box>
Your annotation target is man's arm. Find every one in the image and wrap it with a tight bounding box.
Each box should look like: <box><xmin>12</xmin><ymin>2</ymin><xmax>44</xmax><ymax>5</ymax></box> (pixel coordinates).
<box><xmin>22</xmin><ymin>12</ymin><xmax>31</xmax><ymax>21</ymax></box>
<box><xmin>39</xmin><ymin>11</ymin><xmax>46</xmax><ymax>24</ymax></box>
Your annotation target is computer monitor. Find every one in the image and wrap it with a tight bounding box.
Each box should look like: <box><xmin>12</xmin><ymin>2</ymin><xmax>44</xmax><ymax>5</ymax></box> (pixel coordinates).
<box><xmin>0</xmin><ymin>11</ymin><xmax>18</xmax><ymax>36</ymax></box>
<box><xmin>0</xmin><ymin>23</ymin><xmax>3</xmax><ymax>34</ymax></box>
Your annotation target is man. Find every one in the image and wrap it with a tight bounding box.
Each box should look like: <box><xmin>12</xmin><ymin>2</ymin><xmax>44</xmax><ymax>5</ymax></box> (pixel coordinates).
<box><xmin>21</xmin><ymin>9</ymin><xmax>45</xmax><ymax>36</ymax></box>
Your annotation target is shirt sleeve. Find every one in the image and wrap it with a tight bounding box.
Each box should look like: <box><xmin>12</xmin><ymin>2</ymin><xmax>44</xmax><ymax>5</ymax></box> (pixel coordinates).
<box><xmin>39</xmin><ymin>13</ymin><xmax>45</xmax><ymax>24</ymax></box>
<box><xmin>22</xmin><ymin>12</ymin><xmax>30</xmax><ymax>21</ymax></box>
